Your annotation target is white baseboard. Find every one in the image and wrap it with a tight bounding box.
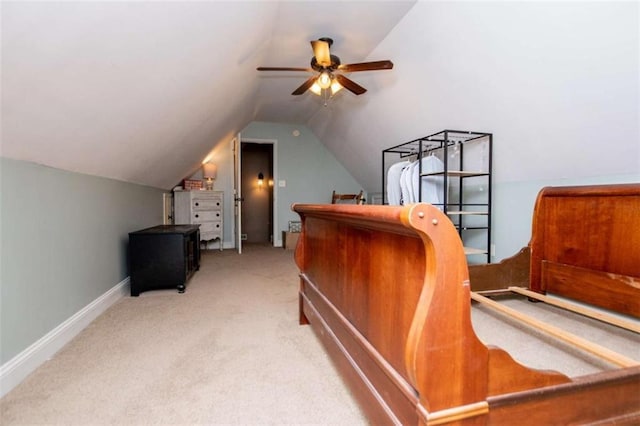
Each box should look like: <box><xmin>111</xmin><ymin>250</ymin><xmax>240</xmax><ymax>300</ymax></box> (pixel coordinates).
<box><xmin>220</xmin><ymin>241</ymin><xmax>283</xmax><ymax>249</ymax></box>
<box><xmin>0</xmin><ymin>277</ymin><xmax>129</xmax><ymax>398</ymax></box>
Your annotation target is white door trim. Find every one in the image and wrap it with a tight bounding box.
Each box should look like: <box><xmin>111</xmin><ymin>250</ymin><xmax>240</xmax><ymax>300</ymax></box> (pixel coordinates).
<box><xmin>239</xmin><ymin>137</ymin><xmax>278</xmax><ymax>247</ymax></box>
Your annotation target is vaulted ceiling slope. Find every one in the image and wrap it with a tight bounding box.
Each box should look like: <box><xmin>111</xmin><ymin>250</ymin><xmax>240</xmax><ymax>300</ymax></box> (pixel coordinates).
<box><xmin>1</xmin><ymin>1</ymin><xmax>416</xmax><ymax>190</ymax></box>
<box><xmin>310</xmin><ymin>2</ymin><xmax>639</xmax><ymax>192</ymax></box>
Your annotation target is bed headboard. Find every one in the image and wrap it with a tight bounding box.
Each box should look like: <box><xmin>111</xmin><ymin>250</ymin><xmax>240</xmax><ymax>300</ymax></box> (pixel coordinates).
<box><xmin>529</xmin><ymin>183</ymin><xmax>640</xmax><ymax>317</ymax></box>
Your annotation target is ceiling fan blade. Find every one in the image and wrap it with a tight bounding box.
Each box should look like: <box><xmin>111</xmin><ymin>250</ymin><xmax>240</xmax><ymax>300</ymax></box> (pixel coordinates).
<box><xmin>338</xmin><ymin>60</ymin><xmax>394</xmax><ymax>73</ymax></box>
<box><xmin>311</xmin><ymin>40</ymin><xmax>331</xmax><ymax>67</ymax></box>
<box><xmin>257</xmin><ymin>67</ymin><xmax>314</xmax><ymax>72</ymax></box>
<box><xmin>335</xmin><ymin>74</ymin><xmax>367</xmax><ymax>95</ymax></box>
<box><xmin>291</xmin><ymin>76</ymin><xmax>318</xmax><ymax>95</ymax></box>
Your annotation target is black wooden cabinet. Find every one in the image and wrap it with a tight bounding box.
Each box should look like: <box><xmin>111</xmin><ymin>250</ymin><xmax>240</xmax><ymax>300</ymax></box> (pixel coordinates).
<box><xmin>128</xmin><ymin>225</ymin><xmax>201</xmax><ymax>296</ymax></box>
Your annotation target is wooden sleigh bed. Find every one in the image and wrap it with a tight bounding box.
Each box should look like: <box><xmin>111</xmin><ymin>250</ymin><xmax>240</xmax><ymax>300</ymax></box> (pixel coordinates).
<box><xmin>292</xmin><ymin>183</ymin><xmax>639</xmax><ymax>425</ymax></box>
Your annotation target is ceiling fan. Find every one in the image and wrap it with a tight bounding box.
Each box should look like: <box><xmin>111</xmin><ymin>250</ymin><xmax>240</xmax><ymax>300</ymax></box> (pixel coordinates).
<box><xmin>257</xmin><ymin>37</ymin><xmax>393</xmax><ymax>97</ymax></box>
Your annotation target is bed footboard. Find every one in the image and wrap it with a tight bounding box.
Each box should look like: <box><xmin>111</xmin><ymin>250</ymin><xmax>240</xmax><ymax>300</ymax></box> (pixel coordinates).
<box><xmin>291</xmin><ymin>203</ymin><xmax>640</xmax><ymax>425</ymax></box>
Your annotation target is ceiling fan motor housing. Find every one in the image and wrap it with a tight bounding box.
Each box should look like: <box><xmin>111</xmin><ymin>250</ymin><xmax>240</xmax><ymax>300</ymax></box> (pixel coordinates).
<box><xmin>311</xmin><ymin>55</ymin><xmax>341</xmax><ymax>72</ymax></box>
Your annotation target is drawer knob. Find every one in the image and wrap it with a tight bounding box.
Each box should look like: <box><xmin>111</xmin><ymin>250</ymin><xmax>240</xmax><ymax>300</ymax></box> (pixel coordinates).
<box><xmin>195</xmin><ymin>202</ymin><xmax>199</xmax><ymax>206</ymax></box>
<box><xmin>195</xmin><ymin>214</ymin><xmax>199</xmax><ymax>218</ymax></box>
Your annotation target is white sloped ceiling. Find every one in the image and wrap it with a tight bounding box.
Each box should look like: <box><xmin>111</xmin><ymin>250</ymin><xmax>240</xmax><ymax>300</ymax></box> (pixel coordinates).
<box><xmin>308</xmin><ymin>1</ymin><xmax>639</xmax><ymax>192</ymax></box>
<box><xmin>1</xmin><ymin>1</ymin><xmax>416</xmax><ymax>189</ymax></box>
<box><xmin>6</xmin><ymin>2</ymin><xmax>634</xmax><ymax>193</ymax></box>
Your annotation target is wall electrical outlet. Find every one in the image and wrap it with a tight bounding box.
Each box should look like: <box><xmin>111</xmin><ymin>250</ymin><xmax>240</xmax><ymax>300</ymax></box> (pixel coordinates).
<box><xmin>278</xmin><ymin>180</ymin><xmax>286</xmax><ymax>187</ymax></box>
<box><xmin>490</xmin><ymin>244</ymin><xmax>496</xmax><ymax>257</ymax></box>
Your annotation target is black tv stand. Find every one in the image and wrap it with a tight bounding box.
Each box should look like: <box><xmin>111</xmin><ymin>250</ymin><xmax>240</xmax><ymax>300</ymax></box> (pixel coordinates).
<box><xmin>128</xmin><ymin>225</ymin><xmax>201</xmax><ymax>296</ymax></box>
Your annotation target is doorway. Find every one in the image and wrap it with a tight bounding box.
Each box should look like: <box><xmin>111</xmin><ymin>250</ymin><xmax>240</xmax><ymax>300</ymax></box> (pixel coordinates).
<box><xmin>241</xmin><ymin>142</ymin><xmax>274</xmax><ymax>244</ymax></box>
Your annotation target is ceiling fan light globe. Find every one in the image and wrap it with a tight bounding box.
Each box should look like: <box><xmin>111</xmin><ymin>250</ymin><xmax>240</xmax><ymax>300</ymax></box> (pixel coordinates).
<box><xmin>310</xmin><ymin>82</ymin><xmax>322</xmax><ymax>96</ymax></box>
<box><xmin>330</xmin><ymin>81</ymin><xmax>343</xmax><ymax>95</ymax></box>
<box><xmin>317</xmin><ymin>72</ymin><xmax>332</xmax><ymax>89</ymax></box>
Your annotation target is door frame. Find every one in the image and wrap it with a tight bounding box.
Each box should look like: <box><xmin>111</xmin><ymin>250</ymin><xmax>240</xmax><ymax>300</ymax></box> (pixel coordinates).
<box><xmin>233</xmin><ymin>134</ymin><xmax>242</xmax><ymax>253</ymax></box>
<box><xmin>234</xmin><ymin>137</ymin><xmax>278</xmax><ymax>249</ymax></box>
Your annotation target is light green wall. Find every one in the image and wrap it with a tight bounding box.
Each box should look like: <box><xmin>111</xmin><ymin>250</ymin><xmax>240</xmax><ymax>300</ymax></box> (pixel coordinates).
<box><xmin>0</xmin><ymin>158</ymin><xmax>165</xmax><ymax>363</ymax></box>
<box><xmin>184</xmin><ymin>122</ymin><xmax>362</xmax><ymax>247</ymax></box>
<box><xmin>492</xmin><ymin>174</ymin><xmax>640</xmax><ymax>261</ymax></box>
<box><xmin>241</xmin><ymin>122</ymin><xmax>363</xmax><ymax>238</ymax></box>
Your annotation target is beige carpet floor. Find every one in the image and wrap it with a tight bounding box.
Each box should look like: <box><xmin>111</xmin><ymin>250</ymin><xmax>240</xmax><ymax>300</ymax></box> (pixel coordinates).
<box><xmin>1</xmin><ymin>243</ymin><xmax>638</xmax><ymax>425</ymax></box>
<box><xmin>0</xmin><ymin>244</ymin><xmax>367</xmax><ymax>425</ymax></box>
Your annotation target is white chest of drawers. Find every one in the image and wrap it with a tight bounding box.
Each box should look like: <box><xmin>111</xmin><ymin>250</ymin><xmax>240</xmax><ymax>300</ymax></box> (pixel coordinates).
<box><xmin>174</xmin><ymin>190</ymin><xmax>223</xmax><ymax>250</ymax></box>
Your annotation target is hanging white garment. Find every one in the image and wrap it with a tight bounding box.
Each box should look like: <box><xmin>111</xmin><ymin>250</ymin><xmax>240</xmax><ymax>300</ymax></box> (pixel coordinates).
<box><xmin>386</xmin><ymin>161</ymin><xmax>410</xmax><ymax>205</ymax></box>
<box><xmin>412</xmin><ymin>155</ymin><xmax>445</xmax><ymax>206</ymax></box>
<box><xmin>400</xmin><ymin>162</ymin><xmax>414</xmax><ymax>205</ymax></box>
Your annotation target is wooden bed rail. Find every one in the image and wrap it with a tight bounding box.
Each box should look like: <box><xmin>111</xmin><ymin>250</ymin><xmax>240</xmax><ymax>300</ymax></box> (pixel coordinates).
<box><xmin>470</xmin><ymin>291</ymin><xmax>638</xmax><ymax>368</ymax></box>
<box><xmin>508</xmin><ymin>286</ymin><xmax>640</xmax><ymax>333</ymax></box>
